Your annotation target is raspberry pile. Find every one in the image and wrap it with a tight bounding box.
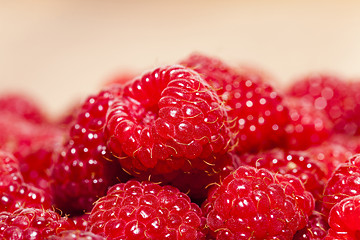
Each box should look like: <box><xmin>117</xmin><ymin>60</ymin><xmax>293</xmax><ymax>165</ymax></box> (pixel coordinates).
<box><xmin>1</xmin><ymin>53</ymin><xmax>360</xmax><ymax>239</ymax></box>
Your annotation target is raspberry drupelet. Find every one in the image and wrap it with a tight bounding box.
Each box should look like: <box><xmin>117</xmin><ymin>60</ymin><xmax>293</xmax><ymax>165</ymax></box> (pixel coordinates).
<box><xmin>326</xmin><ymin>195</ymin><xmax>360</xmax><ymax>239</ymax></box>
<box><xmin>202</xmin><ymin>165</ymin><xmax>314</xmax><ymax>240</ymax></box>
<box><xmin>88</xmin><ymin>180</ymin><xmax>205</xmax><ymax>240</ymax></box>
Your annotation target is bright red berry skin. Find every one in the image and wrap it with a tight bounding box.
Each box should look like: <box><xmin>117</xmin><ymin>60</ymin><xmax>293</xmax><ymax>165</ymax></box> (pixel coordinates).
<box><xmin>324</xmin><ymin>229</ymin><xmax>354</xmax><ymax>240</ymax></box>
<box><xmin>48</xmin><ymin>230</ymin><xmax>105</xmax><ymax>240</ymax></box>
<box><xmin>306</xmin><ymin>139</ymin><xmax>354</xmax><ymax>179</ymax></box>
<box><xmin>292</xmin><ymin>211</ymin><xmax>329</xmax><ymax>240</ymax></box>
<box><xmin>0</xmin><ymin>208</ymin><xmax>70</xmax><ymax>239</ymax></box>
<box><xmin>0</xmin><ymin>151</ymin><xmax>51</xmax><ymax>213</ymax></box>
<box><xmin>52</xmin><ymin>85</ymin><xmax>130</xmax><ymax>215</ymax></box>
<box><xmin>235</xmin><ymin>149</ymin><xmax>327</xmax><ymax>200</ymax></box>
<box><xmin>105</xmin><ymin>65</ymin><xmax>233</xmax><ymax>200</ymax></box>
<box><xmin>287</xmin><ymin>73</ymin><xmax>359</xmax><ymax>135</ymax></box>
<box><xmin>327</xmin><ymin>195</ymin><xmax>360</xmax><ymax>239</ymax></box>
<box><xmin>202</xmin><ymin>166</ymin><xmax>314</xmax><ymax>240</ymax></box>
<box><xmin>322</xmin><ymin>154</ymin><xmax>360</xmax><ymax>217</ymax></box>
<box><xmin>180</xmin><ymin>53</ymin><xmax>290</xmax><ymax>153</ymax></box>
<box><xmin>88</xmin><ymin>180</ymin><xmax>205</xmax><ymax>240</ymax></box>
<box><xmin>283</xmin><ymin>97</ymin><xmax>333</xmax><ymax>150</ymax></box>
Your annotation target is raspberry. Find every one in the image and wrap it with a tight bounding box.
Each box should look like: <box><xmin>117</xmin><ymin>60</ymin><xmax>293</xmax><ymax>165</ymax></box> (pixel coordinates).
<box><xmin>0</xmin><ymin>93</ymin><xmax>48</xmax><ymax>124</ymax></box>
<box><xmin>283</xmin><ymin>97</ymin><xmax>333</xmax><ymax>150</ymax></box>
<box><xmin>293</xmin><ymin>211</ymin><xmax>329</xmax><ymax>240</ymax></box>
<box><xmin>181</xmin><ymin>53</ymin><xmax>290</xmax><ymax>153</ymax></box>
<box><xmin>235</xmin><ymin>149</ymin><xmax>327</xmax><ymax>200</ymax></box>
<box><xmin>306</xmin><ymin>139</ymin><xmax>354</xmax><ymax>179</ymax></box>
<box><xmin>105</xmin><ymin>65</ymin><xmax>232</xmax><ymax>199</ymax></box>
<box><xmin>202</xmin><ymin>166</ymin><xmax>314</xmax><ymax>239</ymax></box>
<box><xmin>52</xmin><ymin>84</ymin><xmax>130</xmax><ymax>215</ymax></box>
<box><xmin>48</xmin><ymin>230</ymin><xmax>105</xmax><ymax>240</ymax></box>
<box><xmin>324</xmin><ymin>229</ymin><xmax>354</xmax><ymax>240</ymax></box>
<box><xmin>0</xmin><ymin>151</ymin><xmax>51</xmax><ymax>213</ymax></box>
<box><xmin>322</xmin><ymin>154</ymin><xmax>360</xmax><ymax>217</ymax></box>
<box><xmin>327</xmin><ymin>195</ymin><xmax>360</xmax><ymax>239</ymax></box>
<box><xmin>0</xmin><ymin>208</ymin><xmax>70</xmax><ymax>239</ymax></box>
<box><xmin>67</xmin><ymin>214</ymin><xmax>89</xmax><ymax>231</ymax></box>
<box><xmin>287</xmin><ymin>73</ymin><xmax>358</xmax><ymax>135</ymax></box>
<box><xmin>88</xmin><ymin>180</ymin><xmax>205</xmax><ymax>239</ymax></box>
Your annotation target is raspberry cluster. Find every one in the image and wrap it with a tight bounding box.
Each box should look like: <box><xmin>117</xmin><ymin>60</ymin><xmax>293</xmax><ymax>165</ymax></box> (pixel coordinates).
<box><xmin>1</xmin><ymin>53</ymin><xmax>360</xmax><ymax>239</ymax></box>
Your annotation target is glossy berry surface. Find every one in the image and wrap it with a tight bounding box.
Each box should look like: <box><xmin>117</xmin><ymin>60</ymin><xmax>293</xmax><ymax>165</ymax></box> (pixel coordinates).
<box><xmin>0</xmin><ymin>208</ymin><xmax>70</xmax><ymax>239</ymax></box>
<box><xmin>322</xmin><ymin>154</ymin><xmax>360</xmax><ymax>217</ymax></box>
<box><xmin>88</xmin><ymin>180</ymin><xmax>205</xmax><ymax>239</ymax></box>
<box><xmin>181</xmin><ymin>53</ymin><xmax>290</xmax><ymax>153</ymax></box>
<box><xmin>284</xmin><ymin>97</ymin><xmax>333</xmax><ymax>150</ymax></box>
<box><xmin>327</xmin><ymin>195</ymin><xmax>360</xmax><ymax>239</ymax></box>
<box><xmin>293</xmin><ymin>211</ymin><xmax>329</xmax><ymax>240</ymax></box>
<box><xmin>52</xmin><ymin>85</ymin><xmax>128</xmax><ymax>215</ymax></box>
<box><xmin>0</xmin><ymin>151</ymin><xmax>51</xmax><ymax>213</ymax></box>
<box><xmin>202</xmin><ymin>166</ymin><xmax>314</xmax><ymax>239</ymax></box>
<box><xmin>287</xmin><ymin>73</ymin><xmax>358</xmax><ymax>135</ymax></box>
<box><xmin>48</xmin><ymin>230</ymin><xmax>105</xmax><ymax>240</ymax></box>
<box><xmin>236</xmin><ymin>149</ymin><xmax>327</xmax><ymax>200</ymax></box>
<box><xmin>105</xmin><ymin>65</ymin><xmax>232</xmax><ymax>191</ymax></box>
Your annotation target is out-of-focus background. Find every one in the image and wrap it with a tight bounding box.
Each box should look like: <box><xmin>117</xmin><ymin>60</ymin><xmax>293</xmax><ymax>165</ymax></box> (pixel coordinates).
<box><xmin>1</xmin><ymin>0</ymin><xmax>360</xmax><ymax>117</ymax></box>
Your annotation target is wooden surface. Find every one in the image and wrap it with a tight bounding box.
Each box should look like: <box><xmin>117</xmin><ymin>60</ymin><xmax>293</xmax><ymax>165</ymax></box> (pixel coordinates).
<box><xmin>1</xmin><ymin>0</ymin><xmax>360</xmax><ymax>117</ymax></box>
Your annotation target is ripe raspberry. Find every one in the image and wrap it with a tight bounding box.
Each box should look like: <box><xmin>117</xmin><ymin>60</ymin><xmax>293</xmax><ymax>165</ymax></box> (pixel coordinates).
<box><xmin>52</xmin><ymin>84</ymin><xmax>130</xmax><ymax>215</ymax></box>
<box><xmin>105</xmin><ymin>65</ymin><xmax>232</xmax><ymax>199</ymax></box>
<box><xmin>293</xmin><ymin>211</ymin><xmax>329</xmax><ymax>240</ymax></box>
<box><xmin>287</xmin><ymin>73</ymin><xmax>358</xmax><ymax>135</ymax></box>
<box><xmin>0</xmin><ymin>208</ymin><xmax>70</xmax><ymax>239</ymax></box>
<box><xmin>0</xmin><ymin>151</ymin><xmax>51</xmax><ymax>213</ymax></box>
<box><xmin>284</xmin><ymin>97</ymin><xmax>333</xmax><ymax>150</ymax></box>
<box><xmin>306</xmin><ymin>139</ymin><xmax>354</xmax><ymax>179</ymax></box>
<box><xmin>202</xmin><ymin>166</ymin><xmax>314</xmax><ymax>239</ymax></box>
<box><xmin>88</xmin><ymin>180</ymin><xmax>205</xmax><ymax>239</ymax></box>
<box><xmin>181</xmin><ymin>53</ymin><xmax>290</xmax><ymax>153</ymax></box>
<box><xmin>327</xmin><ymin>195</ymin><xmax>360</xmax><ymax>239</ymax></box>
<box><xmin>235</xmin><ymin>149</ymin><xmax>327</xmax><ymax>200</ymax></box>
<box><xmin>67</xmin><ymin>214</ymin><xmax>89</xmax><ymax>231</ymax></box>
<box><xmin>0</xmin><ymin>93</ymin><xmax>47</xmax><ymax>124</ymax></box>
<box><xmin>324</xmin><ymin>229</ymin><xmax>354</xmax><ymax>240</ymax></box>
<box><xmin>322</xmin><ymin>154</ymin><xmax>360</xmax><ymax>217</ymax></box>
<box><xmin>48</xmin><ymin>230</ymin><xmax>105</xmax><ymax>240</ymax></box>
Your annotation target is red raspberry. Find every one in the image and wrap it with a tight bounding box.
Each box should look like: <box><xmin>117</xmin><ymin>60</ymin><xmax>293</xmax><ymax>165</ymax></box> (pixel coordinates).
<box><xmin>322</xmin><ymin>154</ymin><xmax>360</xmax><ymax>217</ymax></box>
<box><xmin>0</xmin><ymin>151</ymin><xmax>51</xmax><ymax>212</ymax></box>
<box><xmin>327</xmin><ymin>195</ymin><xmax>360</xmax><ymax>239</ymax></box>
<box><xmin>0</xmin><ymin>93</ymin><xmax>48</xmax><ymax>124</ymax></box>
<box><xmin>306</xmin><ymin>139</ymin><xmax>354</xmax><ymax>179</ymax></box>
<box><xmin>88</xmin><ymin>180</ymin><xmax>205</xmax><ymax>239</ymax></box>
<box><xmin>181</xmin><ymin>53</ymin><xmax>290</xmax><ymax>153</ymax></box>
<box><xmin>52</xmin><ymin>85</ymin><xmax>130</xmax><ymax>215</ymax></box>
<box><xmin>48</xmin><ymin>230</ymin><xmax>105</xmax><ymax>240</ymax></box>
<box><xmin>324</xmin><ymin>229</ymin><xmax>354</xmax><ymax>240</ymax></box>
<box><xmin>293</xmin><ymin>211</ymin><xmax>329</xmax><ymax>240</ymax></box>
<box><xmin>202</xmin><ymin>166</ymin><xmax>314</xmax><ymax>239</ymax></box>
<box><xmin>66</xmin><ymin>214</ymin><xmax>89</xmax><ymax>231</ymax></box>
<box><xmin>0</xmin><ymin>208</ymin><xmax>70</xmax><ymax>239</ymax></box>
<box><xmin>235</xmin><ymin>149</ymin><xmax>327</xmax><ymax>200</ymax></box>
<box><xmin>284</xmin><ymin>97</ymin><xmax>333</xmax><ymax>150</ymax></box>
<box><xmin>287</xmin><ymin>73</ymin><xmax>358</xmax><ymax>135</ymax></box>
<box><xmin>105</xmin><ymin>65</ymin><xmax>232</xmax><ymax>199</ymax></box>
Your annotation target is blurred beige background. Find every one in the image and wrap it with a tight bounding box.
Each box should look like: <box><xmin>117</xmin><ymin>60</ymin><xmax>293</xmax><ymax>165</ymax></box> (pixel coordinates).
<box><xmin>1</xmin><ymin>0</ymin><xmax>360</xmax><ymax>117</ymax></box>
